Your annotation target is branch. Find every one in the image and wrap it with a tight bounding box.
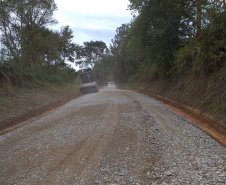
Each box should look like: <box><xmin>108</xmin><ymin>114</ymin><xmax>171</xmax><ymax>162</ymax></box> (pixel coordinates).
<box><xmin>172</xmin><ymin>0</ymin><xmax>194</xmax><ymax>21</ymax></box>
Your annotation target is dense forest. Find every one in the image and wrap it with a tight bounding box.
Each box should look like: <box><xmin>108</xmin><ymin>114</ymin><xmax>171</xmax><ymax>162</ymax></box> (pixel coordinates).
<box><xmin>93</xmin><ymin>0</ymin><xmax>226</xmax><ymax>121</ymax></box>
<box><xmin>94</xmin><ymin>0</ymin><xmax>226</xmax><ymax>83</ymax></box>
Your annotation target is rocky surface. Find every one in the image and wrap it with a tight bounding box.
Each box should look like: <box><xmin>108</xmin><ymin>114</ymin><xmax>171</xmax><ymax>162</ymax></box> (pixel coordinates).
<box><xmin>0</xmin><ymin>89</ymin><xmax>226</xmax><ymax>184</ymax></box>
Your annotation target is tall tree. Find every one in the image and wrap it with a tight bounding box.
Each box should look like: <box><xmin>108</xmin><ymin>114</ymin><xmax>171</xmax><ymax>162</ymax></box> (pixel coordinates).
<box><xmin>59</xmin><ymin>26</ymin><xmax>78</xmax><ymax>65</ymax></box>
<box><xmin>127</xmin><ymin>0</ymin><xmax>184</xmax><ymax>76</ymax></box>
<box><xmin>0</xmin><ymin>0</ymin><xmax>58</xmax><ymax>83</ymax></box>
<box><xmin>110</xmin><ymin>24</ymin><xmax>131</xmax><ymax>82</ymax></box>
<box><xmin>76</xmin><ymin>41</ymin><xmax>109</xmax><ymax>69</ymax></box>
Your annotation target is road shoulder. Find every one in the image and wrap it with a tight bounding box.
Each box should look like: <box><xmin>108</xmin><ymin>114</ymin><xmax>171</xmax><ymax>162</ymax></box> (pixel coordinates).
<box><xmin>132</xmin><ymin>90</ymin><xmax>226</xmax><ymax>147</ymax></box>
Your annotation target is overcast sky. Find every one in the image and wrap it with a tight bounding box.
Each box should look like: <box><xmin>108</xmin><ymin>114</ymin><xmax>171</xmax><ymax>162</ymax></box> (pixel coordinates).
<box><xmin>52</xmin><ymin>0</ymin><xmax>133</xmax><ymax>47</ymax></box>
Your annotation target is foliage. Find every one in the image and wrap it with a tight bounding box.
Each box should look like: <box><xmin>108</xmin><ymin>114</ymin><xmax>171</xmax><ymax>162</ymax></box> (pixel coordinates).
<box><xmin>76</xmin><ymin>41</ymin><xmax>109</xmax><ymax>69</ymax></box>
<box><xmin>0</xmin><ymin>60</ymin><xmax>18</xmax><ymax>89</ymax></box>
<box><xmin>174</xmin><ymin>42</ymin><xmax>196</xmax><ymax>74</ymax></box>
<box><xmin>196</xmin><ymin>10</ymin><xmax>226</xmax><ymax>74</ymax></box>
<box><xmin>0</xmin><ymin>0</ymin><xmax>58</xmax><ymax>82</ymax></box>
<box><xmin>103</xmin><ymin>0</ymin><xmax>226</xmax><ymax>84</ymax></box>
<box><xmin>93</xmin><ymin>55</ymin><xmax>114</xmax><ymax>86</ymax></box>
<box><xmin>0</xmin><ymin>0</ymin><xmax>79</xmax><ymax>87</ymax></box>
<box><xmin>108</xmin><ymin>0</ymin><xmax>185</xmax><ymax>82</ymax></box>
<box><xmin>1</xmin><ymin>0</ymin><xmax>225</xmax><ymax>89</ymax></box>
<box><xmin>59</xmin><ymin>26</ymin><xmax>79</xmax><ymax>63</ymax></box>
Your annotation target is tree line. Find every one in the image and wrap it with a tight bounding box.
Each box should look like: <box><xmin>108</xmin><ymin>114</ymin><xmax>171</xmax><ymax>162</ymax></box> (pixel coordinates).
<box><xmin>93</xmin><ymin>0</ymin><xmax>226</xmax><ymax>85</ymax></box>
<box><xmin>0</xmin><ymin>0</ymin><xmax>78</xmax><ymax>87</ymax></box>
<box><xmin>1</xmin><ymin>0</ymin><xmax>225</xmax><ymax>89</ymax></box>
<box><xmin>0</xmin><ymin>0</ymin><xmax>109</xmax><ymax>89</ymax></box>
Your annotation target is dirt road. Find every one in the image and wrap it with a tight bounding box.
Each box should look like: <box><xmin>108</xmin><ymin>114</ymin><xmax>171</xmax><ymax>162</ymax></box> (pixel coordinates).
<box><xmin>0</xmin><ymin>89</ymin><xmax>226</xmax><ymax>184</ymax></box>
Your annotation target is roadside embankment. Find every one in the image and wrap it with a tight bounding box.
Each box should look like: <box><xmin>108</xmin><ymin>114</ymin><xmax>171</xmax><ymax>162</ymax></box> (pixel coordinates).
<box><xmin>124</xmin><ymin>73</ymin><xmax>226</xmax><ymax>145</ymax></box>
<box><xmin>0</xmin><ymin>83</ymin><xmax>81</xmax><ymax>134</ymax></box>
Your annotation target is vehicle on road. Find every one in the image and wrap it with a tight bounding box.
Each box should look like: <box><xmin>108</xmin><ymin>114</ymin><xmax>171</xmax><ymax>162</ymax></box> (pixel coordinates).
<box><xmin>79</xmin><ymin>71</ymin><xmax>99</xmax><ymax>94</ymax></box>
<box><xmin>107</xmin><ymin>82</ymin><xmax>116</xmax><ymax>88</ymax></box>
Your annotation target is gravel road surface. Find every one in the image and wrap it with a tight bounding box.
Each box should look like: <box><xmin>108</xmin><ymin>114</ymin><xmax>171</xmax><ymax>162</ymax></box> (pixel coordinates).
<box><xmin>0</xmin><ymin>89</ymin><xmax>226</xmax><ymax>185</ymax></box>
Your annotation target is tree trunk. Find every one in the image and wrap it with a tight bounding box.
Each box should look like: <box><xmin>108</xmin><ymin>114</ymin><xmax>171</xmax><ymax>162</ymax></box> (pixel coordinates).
<box><xmin>20</xmin><ymin>0</ymin><xmax>24</xmax><ymax>85</ymax></box>
<box><xmin>20</xmin><ymin>59</ymin><xmax>23</xmax><ymax>84</ymax></box>
<box><xmin>196</xmin><ymin>0</ymin><xmax>202</xmax><ymax>61</ymax></box>
<box><xmin>31</xmin><ymin>36</ymin><xmax>34</xmax><ymax>75</ymax></box>
<box><xmin>30</xmin><ymin>3</ymin><xmax>34</xmax><ymax>75</ymax></box>
<box><xmin>55</xmin><ymin>60</ymin><xmax>58</xmax><ymax>74</ymax></box>
<box><xmin>196</xmin><ymin>0</ymin><xmax>202</xmax><ymax>41</ymax></box>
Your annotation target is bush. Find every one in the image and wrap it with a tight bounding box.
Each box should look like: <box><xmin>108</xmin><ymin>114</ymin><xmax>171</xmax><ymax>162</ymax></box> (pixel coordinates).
<box><xmin>174</xmin><ymin>43</ymin><xmax>196</xmax><ymax>74</ymax></box>
<box><xmin>21</xmin><ymin>64</ymin><xmax>76</xmax><ymax>85</ymax></box>
<box><xmin>0</xmin><ymin>60</ymin><xmax>18</xmax><ymax>87</ymax></box>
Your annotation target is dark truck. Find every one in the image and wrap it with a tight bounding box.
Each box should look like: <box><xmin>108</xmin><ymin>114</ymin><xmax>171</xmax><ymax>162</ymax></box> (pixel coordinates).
<box><xmin>79</xmin><ymin>71</ymin><xmax>99</xmax><ymax>94</ymax></box>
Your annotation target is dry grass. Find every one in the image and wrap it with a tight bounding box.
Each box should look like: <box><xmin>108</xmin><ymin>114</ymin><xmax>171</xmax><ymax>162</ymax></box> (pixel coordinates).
<box><xmin>0</xmin><ymin>83</ymin><xmax>80</xmax><ymax>127</ymax></box>
<box><xmin>126</xmin><ymin>71</ymin><xmax>226</xmax><ymax>128</ymax></box>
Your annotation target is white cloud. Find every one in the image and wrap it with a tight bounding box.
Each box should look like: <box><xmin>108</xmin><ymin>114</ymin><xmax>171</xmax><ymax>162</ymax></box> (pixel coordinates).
<box><xmin>55</xmin><ymin>0</ymin><xmax>130</xmax><ymax>15</ymax></box>
<box><xmin>51</xmin><ymin>0</ymin><xmax>132</xmax><ymax>70</ymax></box>
<box><xmin>52</xmin><ymin>0</ymin><xmax>132</xmax><ymax>46</ymax></box>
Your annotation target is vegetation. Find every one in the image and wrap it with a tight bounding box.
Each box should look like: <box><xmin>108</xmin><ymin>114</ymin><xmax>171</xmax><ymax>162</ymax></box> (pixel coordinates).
<box><xmin>107</xmin><ymin>0</ymin><xmax>225</xmax><ymax>80</ymax></box>
<box><xmin>0</xmin><ymin>0</ymin><xmax>80</xmax><ymax>91</ymax></box>
<box><xmin>0</xmin><ymin>83</ymin><xmax>80</xmax><ymax>129</ymax></box>
<box><xmin>1</xmin><ymin>0</ymin><xmax>226</xmax><ymax>123</ymax></box>
<box><xmin>93</xmin><ymin>0</ymin><xmax>226</xmax><ymax>121</ymax></box>
<box><xmin>93</xmin><ymin>0</ymin><xmax>226</xmax><ymax>80</ymax></box>
<box><xmin>76</xmin><ymin>41</ymin><xmax>109</xmax><ymax>69</ymax></box>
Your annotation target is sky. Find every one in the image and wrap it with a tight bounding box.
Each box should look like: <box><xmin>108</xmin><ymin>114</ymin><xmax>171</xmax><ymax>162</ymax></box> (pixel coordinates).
<box><xmin>51</xmin><ymin>0</ymin><xmax>133</xmax><ymax>70</ymax></box>
<box><xmin>52</xmin><ymin>0</ymin><xmax>133</xmax><ymax>47</ymax></box>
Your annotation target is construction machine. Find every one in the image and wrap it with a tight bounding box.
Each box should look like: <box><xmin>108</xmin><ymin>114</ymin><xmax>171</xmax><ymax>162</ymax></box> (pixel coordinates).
<box><xmin>79</xmin><ymin>71</ymin><xmax>99</xmax><ymax>94</ymax></box>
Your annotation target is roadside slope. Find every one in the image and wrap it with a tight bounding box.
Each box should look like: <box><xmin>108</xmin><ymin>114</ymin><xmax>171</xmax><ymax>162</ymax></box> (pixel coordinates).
<box><xmin>1</xmin><ymin>89</ymin><xmax>226</xmax><ymax>184</ymax></box>
<box><xmin>0</xmin><ymin>83</ymin><xmax>80</xmax><ymax>134</ymax></box>
<box><xmin>125</xmin><ymin>73</ymin><xmax>226</xmax><ymax>145</ymax></box>
<box><xmin>127</xmin><ymin>73</ymin><xmax>226</xmax><ymax>127</ymax></box>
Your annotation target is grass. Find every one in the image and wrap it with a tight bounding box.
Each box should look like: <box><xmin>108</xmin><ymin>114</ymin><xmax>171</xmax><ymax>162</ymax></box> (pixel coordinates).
<box><xmin>0</xmin><ymin>83</ymin><xmax>80</xmax><ymax>126</ymax></box>
<box><xmin>125</xmin><ymin>70</ymin><xmax>226</xmax><ymax>125</ymax></box>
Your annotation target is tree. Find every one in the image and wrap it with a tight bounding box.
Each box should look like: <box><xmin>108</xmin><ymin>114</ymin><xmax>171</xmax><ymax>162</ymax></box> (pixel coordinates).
<box><xmin>110</xmin><ymin>24</ymin><xmax>131</xmax><ymax>82</ymax></box>
<box><xmin>23</xmin><ymin>0</ymin><xmax>58</xmax><ymax>73</ymax></box>
<box><xmin>110</xmin><ymin>23</ymin><xmax>130</xmax><ymax>56</ymax></box>
<box><xmin>76</xmin><ymin>41</ymin><xmax>109</xmax><ymax>69</ymax></box>
<box><xmin>93</xmin><ymin>55</ymin><xmax>114</xmax><ymax>85</ymax></box>
<box><xmin>0</xmin><ymin>0</ymin><xmax>58</xmax><ymax>83</ymax></box>
<box><xmin>114</xmin><ymin>0</ymin><xmax>185</xmax><ymax>78</ymax></box>
<box><xmin>59</xmin><ymin>26</ymin><xmax>78</xmax><ymax>65</ymax></box>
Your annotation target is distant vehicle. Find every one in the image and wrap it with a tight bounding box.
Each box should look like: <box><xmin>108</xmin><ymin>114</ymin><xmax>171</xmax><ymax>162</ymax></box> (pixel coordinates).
<box><xmin>79</xmin><ymin>71</ymin><xmax>99</xmax><ymax>94</ymax></box>
<box><xmin>107</xmin><ymin>82</ymin><xmax>116</xmax><ymax>88</ymax></box>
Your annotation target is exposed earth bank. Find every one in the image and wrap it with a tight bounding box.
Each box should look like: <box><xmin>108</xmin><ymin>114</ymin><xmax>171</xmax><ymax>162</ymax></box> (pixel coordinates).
<box><xmin>125</xmin><ymin>72</ymin><xmax>226</xmax><ymax>125</ymax></box>
<box><xmin>123</xmin><ymin>72</ymin><xmax>226</xmax><ymax>146</ymax></box>
<box><xmin>132</xmin><ymin>90</ymin><xmax>226</xmax><ymax>147</ymax></box>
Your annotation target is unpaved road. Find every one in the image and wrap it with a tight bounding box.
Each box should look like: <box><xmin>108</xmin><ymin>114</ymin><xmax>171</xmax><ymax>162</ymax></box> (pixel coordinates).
<box><xmin>0</xmin><ymin>89</ymin><xmax>226</xmax><ymax>185</ymax></box>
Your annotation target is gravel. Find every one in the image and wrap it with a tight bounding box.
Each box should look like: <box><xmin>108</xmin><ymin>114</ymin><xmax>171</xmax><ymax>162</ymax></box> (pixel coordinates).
<box><xmin>0</xmin><ymin>89</ymin><xmax>226</xmax><ymax>185</ymax></box>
